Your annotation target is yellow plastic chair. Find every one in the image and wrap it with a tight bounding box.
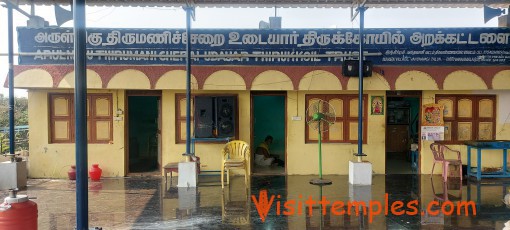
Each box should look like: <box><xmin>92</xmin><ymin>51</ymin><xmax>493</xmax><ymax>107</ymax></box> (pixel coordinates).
<box><xmin>221</xmin><ymin>140</ymin><xmax>250</xmax><ymax>189</ymax></box>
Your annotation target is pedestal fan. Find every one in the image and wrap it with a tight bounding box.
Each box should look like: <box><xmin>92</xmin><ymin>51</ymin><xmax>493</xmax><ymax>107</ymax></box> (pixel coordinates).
<box><xmin>306</xmin><ymin>99</ymin><xmax>336</xmax><ymax>185</ymax></box>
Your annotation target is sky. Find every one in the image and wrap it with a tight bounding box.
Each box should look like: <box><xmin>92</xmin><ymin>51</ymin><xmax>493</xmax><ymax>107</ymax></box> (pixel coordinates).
<box><xmin>0</xmin><ymin>5</ymin><xmax>501</xmax><ymax>97</ymax></box>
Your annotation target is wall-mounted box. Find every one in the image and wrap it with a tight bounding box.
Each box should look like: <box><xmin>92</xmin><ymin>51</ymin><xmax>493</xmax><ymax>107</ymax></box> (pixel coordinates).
<box><xmin>0</xmin><ymin>161</ymin><xmax>27</xmax><ymax>190</ymax></box>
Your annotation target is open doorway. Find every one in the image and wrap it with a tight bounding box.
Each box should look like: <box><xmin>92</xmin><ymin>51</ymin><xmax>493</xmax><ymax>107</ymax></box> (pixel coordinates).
<box><xmin>385</xmin><ymin>92</ymin><xmax>421</xmax><ymax>174</ymax></box>
<box><xmin>127</xmin><ymin>92</ymin><xmax>161</xmax><ymax>174</ymax></box>
<box><xmin>251</xmin><ymin>93</ymin><xmax>286</xmax><ymax>175</ymax></box>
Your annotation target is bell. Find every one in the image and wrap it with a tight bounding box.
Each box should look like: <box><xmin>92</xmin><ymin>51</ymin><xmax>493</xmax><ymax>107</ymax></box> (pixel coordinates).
<box><xmin>483</xmin><ymin>5</ymin><xmax>506</xmax><ymax>23</ymax></box>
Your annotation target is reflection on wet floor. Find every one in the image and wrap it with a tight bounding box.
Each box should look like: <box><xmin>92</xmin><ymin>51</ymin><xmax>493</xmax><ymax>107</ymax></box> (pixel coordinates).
<box><xmin>1</xmin><ymin>175</ymin><xmax>510</xmax><ymax>229</ymax></box>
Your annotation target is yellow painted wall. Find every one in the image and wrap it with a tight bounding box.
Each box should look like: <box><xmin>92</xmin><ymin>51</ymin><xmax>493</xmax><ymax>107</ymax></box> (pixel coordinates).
<box><xmin>28</xmin><ymin>88</ymin><xmax>509</xmax><ymax>177</ymax></box>
<box><xmin>203</xmin><ymin>70</ymin><xmax>246</xmax><ymax>90</ymax></box>
<box><xmin>28</xmin><ymin>89</ymin><xmax>126</xmax><ymax>178</ymax></box>
<box><xmin>155</xmin><ymin>70</ymin><xmax>198</xmax><ymax>90</ymax></box>
<box><xmin>346</xmin><ymin>73</ymin><xmax>390</xmax><ymax>90</ymax></box>
<box><xmin>158</xmin><ymin>90</ymin><xmax>386</xmax><ymax>175</ymax></box>
<box><xmin>286</xmin><ymin>91</ymin><xmax>386</xmax><ymax>175</ymax></box>
<box><xmin>57</xmin><ymin>70</ymin><xmax>103</xmax><ymax>89</ymax></box>
<box><xmin>395</xmin><ymin>71</ymin><xmax>438</xmax><ymax>90</ymax></box>
<box><xmin>298</xmin><ymin>70</ymin><xmax>341</xmax><ymax>91</ymax></box>
<box><xmin>15</xmin><ymin>69</ymin><xmax>53</xmax><ymax>88</ymax></box>
<box><xmin>29</xmin><ymin>88</ymin><xmax>387</xmax><ymax>177</ymax></box>
<box><xmin>492</xmin><ymin>70</ymin><xmax>510</xmax><ymax>89</ymax></box>
<box><xmin>252</xmin><ymin>70</ymin><xmax>293</xmax><ymax>90</ymax></box>
<box><xmin>107</xmin><ymin>69</ymin><xmax>151</xmax><ymax>89</ymax></box>
<box><xmin>24</xmin><ymin>67</ymin><xmax>510</xmax><ymax>178</ymax></box>
<box><xmin>159</xmin><ymin>89</ymin><xmax>386</xmax><ymax>175</ymax></box>
<box><xmin>420</xmin><ymin>90</ymin><xmax>510</xmax><ymax>175</ymax></box>
<box><xmin>443</xmin><ymin>71</ymin><xmax>487</xmax><ymax>90</ymax></box>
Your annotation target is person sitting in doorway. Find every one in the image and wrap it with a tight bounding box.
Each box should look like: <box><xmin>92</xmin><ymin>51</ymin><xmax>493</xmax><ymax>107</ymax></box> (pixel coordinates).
<box><xmin>255</xmin><ymin>135</ymin><xmax>284</xmax><ymax>167</ymax></box>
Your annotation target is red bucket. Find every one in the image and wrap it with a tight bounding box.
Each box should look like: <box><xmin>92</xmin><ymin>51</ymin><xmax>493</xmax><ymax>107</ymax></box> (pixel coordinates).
<box><xmin>0</xmin><ymin>192</ymin><xmax>38</xmax><ymax>230</ymax></box>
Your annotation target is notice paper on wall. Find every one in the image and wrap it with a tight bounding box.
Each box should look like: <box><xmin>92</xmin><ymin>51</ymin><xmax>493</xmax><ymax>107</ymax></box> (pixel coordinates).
<box><xmin>421</xmin><ymin>126</ymin><xmax>445</xmax><ymax>141</ymax></box>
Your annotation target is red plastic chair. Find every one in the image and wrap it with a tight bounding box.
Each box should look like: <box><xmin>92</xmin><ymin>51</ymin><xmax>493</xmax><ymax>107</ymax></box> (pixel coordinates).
<box><xmin>430</xmin><ymin>143</ymin><xmax>462</xmax><ymax>182</ymax></box>
<box><xmin>431</xmin><ymin>178</ymin><xmax>462</xmax><ymax>202</ymax></box>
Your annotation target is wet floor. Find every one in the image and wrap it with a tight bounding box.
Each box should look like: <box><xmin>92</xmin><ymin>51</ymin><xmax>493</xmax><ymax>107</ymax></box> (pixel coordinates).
<box><xmin>1</xmin><ymin>174</ymin><xmax>510</xmax><ymax>229</ymax></box>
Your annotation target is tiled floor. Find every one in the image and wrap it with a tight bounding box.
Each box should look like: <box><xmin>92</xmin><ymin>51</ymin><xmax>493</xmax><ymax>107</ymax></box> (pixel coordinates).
<box><xmin>386</xmin><ymin>157</ymin><xmax>414</xmax><ymax>174</ymax></box>
<box><xmin>386</xmin><ymin>152</ymin><xmax>414</xmax><ymax>174</ymax></box>
<box><xmin>253</xmin><ymin>165</ymin><xmax>285</xmax><ymax>175</ymax></box>
<box><xmin>1</xmin><ymin>174</ymin><xmax>510</xmax><ymax>229</ymax></box>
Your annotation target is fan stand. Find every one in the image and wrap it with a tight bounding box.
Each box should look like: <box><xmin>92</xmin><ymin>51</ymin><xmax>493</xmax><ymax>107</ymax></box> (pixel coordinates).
<box><xmin>310</xmin><ymin>122</ymin><xmax>332</xmax><ymax>186</ymax></box>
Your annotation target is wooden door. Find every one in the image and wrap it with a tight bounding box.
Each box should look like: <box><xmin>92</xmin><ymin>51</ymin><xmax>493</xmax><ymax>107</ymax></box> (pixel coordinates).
<box><xmin>386</xmin><ymin>125</ymin><xmax>409</xmax><ymax>153</ymax></box>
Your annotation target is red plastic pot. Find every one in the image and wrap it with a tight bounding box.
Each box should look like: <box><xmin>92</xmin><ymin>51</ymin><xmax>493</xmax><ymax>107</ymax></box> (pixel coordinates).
<box><xmin>0</xmin><ymin>191</ymin><xmax>38</xmax><ymax>230</ymax></box>
<box><xmin>89</xmin><ymin>164</ymin><xmax>102</xmax><ymax>181</ymax></box>
<box><xmin>67</xmin><ymin>165</ymin><xmax>76</xmax><ymax>180</ymax></box>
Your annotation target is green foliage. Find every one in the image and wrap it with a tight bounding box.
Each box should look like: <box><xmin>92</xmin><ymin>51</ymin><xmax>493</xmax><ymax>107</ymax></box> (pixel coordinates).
<box><xmin>0</xmin><ymin>95</ymin><xmax>28</xmax><ymax>127</ymax></box>
<box><xmin>0</xmin><ymin>131</ymin><xmax>29</xmax><ymax>154</ymax></box>
<box><xmin>0</xmin><ymin>133</ymin><xmax>9</xmax><ymax>154</ymax></box>
<box><xmin>0</xmin><ymin>95</ymin><xmax>29</xmax><ymax>153</ymax></box>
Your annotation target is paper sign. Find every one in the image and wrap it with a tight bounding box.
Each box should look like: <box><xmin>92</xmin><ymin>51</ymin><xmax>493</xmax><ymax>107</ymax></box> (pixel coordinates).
<box><xmin>421</xmin><ymin>126</ymin><xmax>445</xmax><ymax>141</ymax></box>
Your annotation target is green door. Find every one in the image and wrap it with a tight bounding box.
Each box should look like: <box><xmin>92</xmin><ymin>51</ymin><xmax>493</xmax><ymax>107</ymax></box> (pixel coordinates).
<box><xmin>253</xmin><ymin>95</ymin><xmax>285</xmax><ymax>173</ymax></box>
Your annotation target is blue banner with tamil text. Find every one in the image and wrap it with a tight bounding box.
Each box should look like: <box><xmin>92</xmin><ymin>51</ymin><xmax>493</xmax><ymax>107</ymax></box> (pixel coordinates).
<box><xmin>17</xmin><ymin>27</ymin><xmax>510</xmax><ymax>66</ymax></box>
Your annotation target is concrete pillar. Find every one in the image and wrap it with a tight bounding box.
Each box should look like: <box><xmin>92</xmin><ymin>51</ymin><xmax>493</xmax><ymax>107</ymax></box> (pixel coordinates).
<box><xmin>177</xmin><ymin>162</ymin><xmax>198</xmax><ymax>187</ymax></box>
<box><xmin>349</xmin><ymin>161</ymin><xmax>372</xmax><ymax>185</ymax></box>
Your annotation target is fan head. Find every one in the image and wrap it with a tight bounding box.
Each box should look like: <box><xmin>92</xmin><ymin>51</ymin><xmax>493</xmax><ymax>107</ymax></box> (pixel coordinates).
<box><xmin>306</xmin><ymin>99</ymin><xmax>336</xmax><ymax>132</ymax></box>
<box><xmin>312</xmin><ymin>112</ymin><xmax>325</xmax><ymax>121</ymax></box>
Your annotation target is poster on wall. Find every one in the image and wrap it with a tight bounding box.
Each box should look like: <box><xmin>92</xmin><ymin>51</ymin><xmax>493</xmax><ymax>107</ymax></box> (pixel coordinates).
<box><xmin>421</xmin><ymin>103</ymin><xmax>444</xmax><ymax>141</ymax></box>
<box><xmin>371</xmin><ymin>96</ymin><xmax>384</xmax><ymax>115</ymax></box>
<box><xmin>421</xmin><ymin>126</ymin><xmax>445</xmax><ymax>141</ymax></box>
<box><xmin>421</xmin><ymin>103</ymin><xmax>444</xmax><ymax>126</ymax></box>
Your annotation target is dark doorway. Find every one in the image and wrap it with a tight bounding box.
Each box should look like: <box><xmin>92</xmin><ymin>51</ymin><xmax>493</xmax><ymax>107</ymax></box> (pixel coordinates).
<box><xmin>128</xmin><ymin>95</ymin><xmax>160</xmax><ymax>173</ymax></box>
<box><xmin>251</xmin><ymin>93</ymin><xmax>286</xmax><ymax>175</ymax></box>
<box><xmin>385</xmin><ymin>93</ymin><xmax>421</xmax><ymax>174</ymax></box>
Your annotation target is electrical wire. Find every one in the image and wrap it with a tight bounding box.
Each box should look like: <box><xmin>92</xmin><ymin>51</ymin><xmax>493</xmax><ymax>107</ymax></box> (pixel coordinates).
<box><xmin>88</xmin><ymin>7</ymin><xmax>116</xmax><ymax>23</ymax></box>
<box><xmin>496</xmin><ymin>111</ymin><xmax>510</xmax><ymax>137</ymax></box>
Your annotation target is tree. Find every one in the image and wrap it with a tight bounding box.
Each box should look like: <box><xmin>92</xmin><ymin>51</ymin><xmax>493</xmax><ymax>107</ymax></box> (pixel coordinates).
<box><xmin>0</xmin><ymin>94</ymin><xmax>29</xmax><ymax>153</ymax></box>
<box><xmin>0</xmin><ymin>94</ymin><xmax>28</xmax><ymax>127</ymax></box>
